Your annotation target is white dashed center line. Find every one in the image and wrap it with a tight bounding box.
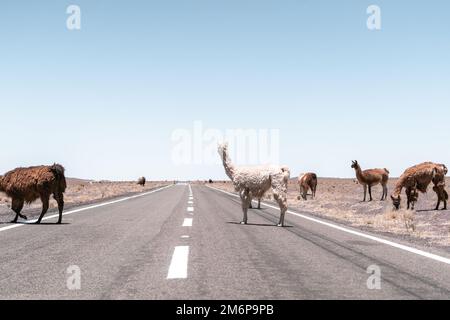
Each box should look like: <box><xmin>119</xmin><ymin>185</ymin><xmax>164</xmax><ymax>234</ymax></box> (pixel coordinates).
<box><xmin>167</xmin><ymin>184</ymin><xmax>194</xmax><ymax>281</ymax></box>
<box><xmin>167</xmin><ymin>246</ymin><xmax>189</xmax><ymax>279</ymax></box>
<box><xmin>182</xmin><ymin>218</ymin><xmax>193</xmax><ymax>227</ymax></box>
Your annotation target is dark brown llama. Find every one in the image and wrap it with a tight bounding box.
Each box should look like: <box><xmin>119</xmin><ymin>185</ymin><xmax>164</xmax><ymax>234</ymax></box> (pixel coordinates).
<box><xmin>137</xmin><ymin>176</ymin><xmax>146</xmax><ymax>186</ymax></box>
<box><xmin>0</xmin><ymin>164</ymin><xmax>67</xmax><ymax>224</ymax></box>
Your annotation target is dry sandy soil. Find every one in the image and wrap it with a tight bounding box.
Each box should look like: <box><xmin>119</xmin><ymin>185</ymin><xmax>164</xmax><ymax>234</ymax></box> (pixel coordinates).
<box><xmin>209</xmin><ymin>178</ymin><xmax>450</xmax><ymax>249</ymax></box>
<box><xmin>0</xmin><ymin>178</ymin><xmax>171</xmax><ymax>221</ymax></box>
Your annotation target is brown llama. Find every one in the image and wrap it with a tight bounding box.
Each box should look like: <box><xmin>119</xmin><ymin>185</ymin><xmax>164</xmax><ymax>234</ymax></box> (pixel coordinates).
<box><xmin>351</xmin><ymin>160</ymin><xmax>389</xmax><ymax>201</ymax></box>
<box><xmin>0</xmin><ymin>164</ymin><xmax>67</xmax><ymax>224</ymax></box>
<box><xmin>297</xmin><ymin>173</ymin><xmax>318</xmax><ymax>200</ymax></box>
<box><xmin>391</xmin><ymin>162</ymin><xmax>447</xmax><ymax>210</ymax></box>
<box><xmin>137</xmin><ymin>176</ymin><xmax>146</xmax><ymax>186</ymax></box>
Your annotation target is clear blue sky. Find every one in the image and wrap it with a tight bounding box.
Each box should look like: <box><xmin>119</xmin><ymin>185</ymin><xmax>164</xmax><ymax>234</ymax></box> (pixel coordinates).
<box><xmin>1</xmin><ymin>1</ymin><xmax>449</xmax><ymax>180</ymax></box>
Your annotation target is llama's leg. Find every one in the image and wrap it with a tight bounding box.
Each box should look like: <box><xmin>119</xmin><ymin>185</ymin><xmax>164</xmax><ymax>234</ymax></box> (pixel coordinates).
<box><xmin>240</xmin><ymin>189</ymin><xmax>250</xmax><ymax>224</ymax></box>
<box><xmin>435</xmin><ymin>189</ymin><xmax>441</xmax><ymax>211</ymax></box>
<box><xmin>406</xmin><ymin>188</ymin><xmax>411</xmax><ymax>210</ymax></box>
<box><xmin>11</xmin><ymin>198</ymin><xmax>24</xmax><ymax>223</ymax></box>
<box><xmin>410</xmin><ymin>188</ymin><xmax>417</xmax><ymax>210</ymax></box>
<box><xmin>381</xmin><ymin>184</ymin><xmax>386</xmax><ymax>201</ymax></box>
<box><xmin>368</xmin><ymin>185</ymin><xmax>373</xmax><ymax>201</ymax></box>
<box><xmin>443</xmin><ymin>190</ymin><xmax>448</xmax><ymax>210</ymax></box>
<box><xmin>36</xmin><ymin>194</ymin><xmax>50</xmax><ymax>224</ymax></box>
<box><xmin>54</xmin><ymin>192</ymin><xmax>64</xmax><ymax>224</ymax></box>
<box><xmin>271</xmin><ymin>172</ymin><xmax>289</xmax><ymax>226</ymax></box>
<box><xmin>363</xmin><ymin>185</ymin><xmax>367</xmax><ymax>202</ymax></box>
<box><xmin>273</xmin><ymin>193</ymin><xmax>288</xmax><ymax>227</ymax></box>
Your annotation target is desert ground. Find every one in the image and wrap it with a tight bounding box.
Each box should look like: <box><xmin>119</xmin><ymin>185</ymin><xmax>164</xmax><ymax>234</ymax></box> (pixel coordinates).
<box><xmin>0</xmin><ymin>178</ymin><xmax>171</xmax><ymax>222</ymax></box>
<box><xmin>209</xmin><ymin>178</ymin><xmax>450</xmax><ymax>249</ymax></box>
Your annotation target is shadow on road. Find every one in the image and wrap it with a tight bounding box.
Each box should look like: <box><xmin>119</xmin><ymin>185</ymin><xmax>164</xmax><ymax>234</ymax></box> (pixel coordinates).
<box><xmin>227</xmin><ymin>221</ymin><xmax>292</xmax><ymax>228</ymax></box>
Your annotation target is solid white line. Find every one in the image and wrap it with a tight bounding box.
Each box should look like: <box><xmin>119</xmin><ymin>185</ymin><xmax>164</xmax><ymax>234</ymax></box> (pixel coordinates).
<box><xmin>0</xmin><ymin>184</ymin><xmax>174</xmax><ymax>234</ymax></box>
<box><xmin>182</xmin><ymin>218</ymin><xmax>193</xmax><ymax>227</ymax></box>
<box><xmin>167</xmin><ymin>246</ymin><xmax>189</xmax><ymax>279</ymax></box>
<box><xmin>206</xmin><ymin>186</ymin><xmax>450</xmax><ymax>266</ymax></box>
<box><xmin>187</xmin><ymin>207</ymin><xmax>194</xmax><ymax>212</ymax></box>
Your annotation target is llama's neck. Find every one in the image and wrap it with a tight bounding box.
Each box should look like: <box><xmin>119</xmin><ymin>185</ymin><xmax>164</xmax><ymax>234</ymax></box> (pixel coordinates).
<box><xmin>392</xmin><ymin>177</ymin><xmax>404</xmax><ymax>197</ymax></box>
<box><xmin>220</xmin><ymin>149</ymin><xmax>236</xmax><ymax>180</ymax></box>
<box><xmin>354</xmin><ymin>166</ymin><xmax>366</xmax><ymax>183</ymax></box>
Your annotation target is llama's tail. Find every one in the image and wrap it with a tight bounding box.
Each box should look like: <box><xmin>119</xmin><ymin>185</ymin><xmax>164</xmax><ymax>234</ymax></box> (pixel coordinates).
<box><xmin>51</xmin><ymin>163</ymin><xmax>67</xmax><ymax>193</ymax></box>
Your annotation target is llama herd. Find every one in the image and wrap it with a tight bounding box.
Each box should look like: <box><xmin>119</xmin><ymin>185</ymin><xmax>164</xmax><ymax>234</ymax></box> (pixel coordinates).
<box><xmin>217</xmin><ymin>143</ymin><xmax>448</xmax><ymax>227</ymax></box>
<box><xmin>0</xmin><ymin>144</ymin><xmax>448</xmax><ymax>227</ymax></box>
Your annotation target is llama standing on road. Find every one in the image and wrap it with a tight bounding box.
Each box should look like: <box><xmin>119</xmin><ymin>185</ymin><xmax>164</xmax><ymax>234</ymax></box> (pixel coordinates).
<box><xmin>217</xmin><ymin>143</ymin><xmax>290</xmax><ymax>227</ymax></box>
<box><xmin>297</xmin><ymin>173</ymin><xmax>317</xmax><ymax>200</ymax></box>
<box><xmin>0</xmin><ymin>164</ymin><xmax>67</xmax><ymax>224</ymax></box>
<box><xmin>351</xmin><ymin>160</ymin><xmax>389</xmax><ymax>201</ymax></box>
<box><xmin>391</xmin><ymin>162</ymin><xmax>448</xmax><ymax>210</ymax></box>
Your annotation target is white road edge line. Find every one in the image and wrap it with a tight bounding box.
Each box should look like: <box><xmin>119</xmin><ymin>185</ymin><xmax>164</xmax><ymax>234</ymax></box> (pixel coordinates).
<box><xmin>0</xmin><ymin>184</ymin><xmax>174</xmax><ymax>233</ymax></box>
<box><xmin>167</xmin><ymin>246</ymin><xmax>189</xmax><ymax>279</ymax></box>
<box><xmin>206</xmin><ymin>186</ymin><xmax>450</xmax><ymax>266</ymax></box>
<box><xmin>182</xmin><ymin>218</ymin><xmax>193</xmax><ymax>227</ymax></box>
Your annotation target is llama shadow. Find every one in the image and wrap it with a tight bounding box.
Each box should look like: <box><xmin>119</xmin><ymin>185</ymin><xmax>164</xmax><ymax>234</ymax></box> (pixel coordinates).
<box><xmin>0</xmin><ymin>221</ymin><xmax>70</xmax><ymax>225</ymax></box>
<box><xmin>227</xmin><ymin>221</ymin><xmax>293</xmax><ymax>228</ymax></box>
<box><xmin>27</xmin><ymin>222</ymin><xmax>70</xmax><ymax>226</ymax></box>
<box><xmin>416</xmin><ymin>208</ymin><xmax>447</xmax><ymax>213</ymax></box>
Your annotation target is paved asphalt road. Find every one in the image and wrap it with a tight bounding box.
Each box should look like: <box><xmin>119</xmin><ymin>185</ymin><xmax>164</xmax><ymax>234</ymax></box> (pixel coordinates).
<box><xmin>0</xmin><ymin>184</ymin><xmax>449</xmax><ymax>299</ymax></box>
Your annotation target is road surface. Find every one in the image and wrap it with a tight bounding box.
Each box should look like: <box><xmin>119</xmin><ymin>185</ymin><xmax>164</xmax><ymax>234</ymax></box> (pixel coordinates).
<box><xmin>0</xmin><ymin>184</ymin><xmax>449</xmax><ymax>299</ymax></box>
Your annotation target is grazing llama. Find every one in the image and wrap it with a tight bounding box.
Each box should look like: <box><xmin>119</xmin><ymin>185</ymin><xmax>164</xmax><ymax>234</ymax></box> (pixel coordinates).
<box><xmin>217</xmin><ymin>143</ymin><xmax>290</xmax><ymax>226</ymax></box>
<box><xmin>297</xmin><ymin>173</ymin><xmax>317</xmax><ymax>200</ymax></box>
<box><xmin>391</xmin><ymin>162</ymin><xmax>448</xmax><ymax>210</ymax></box>
<box><xmin>351</xmin><ymin>160</ymin><xmax>389</xmax><ymax>201</ymax></box>
<box><xmin>0</xmin><ymin>164</ymin><xmax>67</xmax><ymax>224</ymax></box>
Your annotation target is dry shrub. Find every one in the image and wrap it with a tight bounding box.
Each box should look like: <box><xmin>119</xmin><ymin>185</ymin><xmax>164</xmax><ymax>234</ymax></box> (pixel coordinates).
<box><xmin>402</xmin><ymin>211</ymin><xmax>416</xmax><ymax>232</ymax></box>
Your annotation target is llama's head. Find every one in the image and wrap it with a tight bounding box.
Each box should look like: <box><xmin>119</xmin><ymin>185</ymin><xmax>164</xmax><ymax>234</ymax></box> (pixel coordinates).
<box><xmin>217</xmin><ymin>142</ymin><xmax>229</xmax><ymax>160</ymax></box>
<box><xmin>391</xmin><ymin>194</ymin><xmax>401</xmax><ymax>210</ymax></box>
<box><xmin>351</xmin><ymin>160</ymin><xmax>359</xmax><ymax>170</ymax></box>
<box><xmin>438</xmin><ymin>164</ymin><xmax>448</xmax><ymax>175</ymax></box>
